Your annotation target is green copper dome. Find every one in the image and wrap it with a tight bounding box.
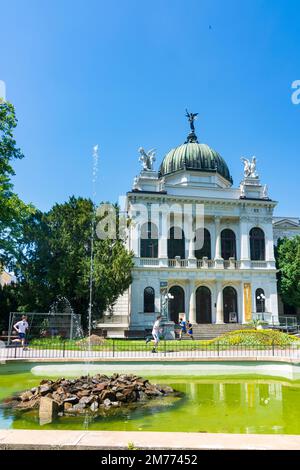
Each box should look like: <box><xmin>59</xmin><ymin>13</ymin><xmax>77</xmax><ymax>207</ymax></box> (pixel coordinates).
<box><xmin>159</xmin><ymin>110</ymin><xmax>233</xmax><ymax>183</ymax></box>
<box><xmin>159</xmin><ymin>142</ymin><xmax>233</xmax><ymax>184</ymax></box>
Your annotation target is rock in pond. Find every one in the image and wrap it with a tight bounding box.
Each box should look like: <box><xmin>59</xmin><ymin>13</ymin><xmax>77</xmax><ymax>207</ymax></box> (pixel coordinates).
<box><xmin>3</xmin><ymin>374</ymin><xmax>181</xmax><ymax>422</ymax></box>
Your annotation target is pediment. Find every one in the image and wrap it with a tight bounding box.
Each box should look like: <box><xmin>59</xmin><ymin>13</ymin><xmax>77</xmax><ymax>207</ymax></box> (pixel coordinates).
<box><xmin>273</xmin><ymin>218</ymin><xmax>300</xmax><ymax>228</ymax></box>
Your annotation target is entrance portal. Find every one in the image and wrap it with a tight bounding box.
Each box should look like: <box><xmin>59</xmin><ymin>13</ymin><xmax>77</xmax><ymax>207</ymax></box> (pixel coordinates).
<box><xmin>169</xmin><ymin>286</ymin><xmax>185</xmax><ymax>323</ymax></box>
<box><xmin>196</xmin><ymin>286</ymin><xmax>212</xmax><ymax>323</ymax></box>
<box><xmin>223</xmin><ymin>286</ymin><xmax>238</xmax><ymax>323</ymax></box>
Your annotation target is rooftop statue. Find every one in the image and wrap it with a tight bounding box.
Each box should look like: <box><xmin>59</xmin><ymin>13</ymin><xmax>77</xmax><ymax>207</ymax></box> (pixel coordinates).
<box><xmin>241</xmin><ymin>156</ymin><xmax>258</xmax><ymax>178</ymax></box>
<box><xmin>185</xmin><ymin>109</ymin><xmax>198</xmax><ymax>132</ymax></box>
<box><xmin>133</xmin><ymin>176</ymin><xmax>140</xmax><ymax>190</ymax></box>
<box><xmin>262</xmin><ymin>184</ymin><xmax>269</xmax><ymax>198</ymax></box>
<box><xmin>240</xmin><ymin>181</ymin><xmax>246</xmax><ymax>197</ymax></box>
<box><xmin>185</xmin><ymin>109</ymin><xmax>199</xmax><ymax>143</ymax></box>
<box><xmin>138</xmin><ymin>147</ymin><xmax>156</xmax><ymax>171</ymax></box>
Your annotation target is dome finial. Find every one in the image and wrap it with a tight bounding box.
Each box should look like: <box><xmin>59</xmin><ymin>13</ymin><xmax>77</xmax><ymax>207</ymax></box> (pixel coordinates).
<box><xmin>185</xmin><ymin>109</ymin><xmax>199</xmax><ymax>143</ymax></box>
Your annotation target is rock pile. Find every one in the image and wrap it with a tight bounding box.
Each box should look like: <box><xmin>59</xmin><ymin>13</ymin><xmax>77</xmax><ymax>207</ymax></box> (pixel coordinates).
<box><xmin>76</xmin><ymin>335</ymin><xmax>105</xmax><ymax>347</ymax></box>
<box><xmin>4</xmin><ymin>374</ymin><xmax>179</xmax><ymax>418</ymax></box>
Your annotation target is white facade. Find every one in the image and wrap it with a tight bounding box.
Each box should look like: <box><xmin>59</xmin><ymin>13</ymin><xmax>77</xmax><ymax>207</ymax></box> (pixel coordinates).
<box><xmin>106</xmin><ymin>130</ymin><xmax>282</xmax><ymax>336</ymax></box>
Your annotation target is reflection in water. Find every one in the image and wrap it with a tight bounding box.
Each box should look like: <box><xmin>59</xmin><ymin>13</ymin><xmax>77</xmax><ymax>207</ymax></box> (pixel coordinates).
<box><xmin>1</xmin><ymin>370</ymin><xmax>300</xmax><ymax>434</ymax></box>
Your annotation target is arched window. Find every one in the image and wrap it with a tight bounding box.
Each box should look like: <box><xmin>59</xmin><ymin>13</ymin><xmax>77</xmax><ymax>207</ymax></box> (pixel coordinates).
<box><xmin>221</xmin><ymin>229</ymin><xmax>236</xmax><ymax>260</ymax></box>
<box><xmin>256</xmin><ymin>288</ymin><xmax>265</xmax><ymax>313</ymax></box>
<box><xmin>168</xmin><ymin>286</ymin><xmax>185</xmax><ymax>323</ymax></box>
<box><xmin>250</xmin><ymin>227</ymin><xmax>265</xmax><ymax>261</ymax></box>
<box><xmin>140</xmin><ymin>222</ymin><xmax>158</xmax><ymax>258</ymax></box>
<box><xmin>194</xmin><ymin>228</ymin><xmax>211</xmax><ymax>259</ymax></box>
<box><xmin>223</xmin><ymin>286</ymin><xmax>238</xmax><ymax>323</ymax></box>
<box><xmin>196</xmin><ymin>286</ymin><xmax>212</xmax><ymax>323</ymax></box>
<box><xmin>144</xmin><ymin>287</ymin><xmax>155</xmax><ymax>313</ymax></box>
<box><xmin>168</xmin><ymin>227</ymin><xmax>185</xmax><ymax>259</ymax></box>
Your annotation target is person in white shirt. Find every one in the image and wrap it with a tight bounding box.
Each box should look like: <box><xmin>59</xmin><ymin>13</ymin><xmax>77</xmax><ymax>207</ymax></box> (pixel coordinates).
<box><xmin>146</xmin><ymin>315</ymin><xmax>162</xmax><ymax>353</ymax></box>
<box><xmin>13</xmin><ymin>315</ymin><xmax>29</xmax><ymax>349</ymax></box>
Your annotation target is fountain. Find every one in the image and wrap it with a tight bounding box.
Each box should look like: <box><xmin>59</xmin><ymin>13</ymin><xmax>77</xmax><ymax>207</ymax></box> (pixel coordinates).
<box><xmin>48</xmin><ymin>295</ymin><xmax>83</xmax><ymax>340</ymax></box>
<box><xmin>87</xmin><ymin>144</ymin><xmax>99</xmax><ymax>355</ymax></box>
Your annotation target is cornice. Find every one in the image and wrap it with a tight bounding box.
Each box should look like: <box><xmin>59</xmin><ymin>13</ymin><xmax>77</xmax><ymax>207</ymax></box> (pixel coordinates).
<box><xmin>127</xmin><ymin>192</ymin><xmax>277</xmax><ymax>209</ymax></box>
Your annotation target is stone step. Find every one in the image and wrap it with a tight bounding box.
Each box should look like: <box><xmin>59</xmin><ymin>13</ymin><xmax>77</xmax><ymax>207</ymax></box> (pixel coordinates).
<box><xmin>181</xmin><ymin>323</ymin><xmax>249</xmax><ymax>340</ymax></box>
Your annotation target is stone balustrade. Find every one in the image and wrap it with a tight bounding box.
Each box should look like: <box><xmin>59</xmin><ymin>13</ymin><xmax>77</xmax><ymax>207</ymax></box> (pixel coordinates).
<box><xmin>136</xmin><ymin>258</ymin><xmax>267</xmax><ymax>269</ymax></box>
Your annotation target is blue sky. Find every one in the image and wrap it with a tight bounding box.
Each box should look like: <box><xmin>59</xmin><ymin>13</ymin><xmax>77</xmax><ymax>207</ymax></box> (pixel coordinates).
<box><xmin>1</xmin><ymin>0</ymin><xmax>300</xmax><ymax>216</ymax></box>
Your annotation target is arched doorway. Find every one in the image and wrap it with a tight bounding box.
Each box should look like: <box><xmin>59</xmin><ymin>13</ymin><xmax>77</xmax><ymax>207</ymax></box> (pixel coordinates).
<box><xmin>168</xmin><ymin>226</ymin><xmax>185</xmax><ymax>259</ymax></box>
<box><xmin>223</xmin><ymin>286</ymin><xmax>238</xmax><ymax>323</ymax></box>
<box><xmin>221</xmin><ymin>229</ymin><xmax>236</xmax><ymax>260</ymax></box>
<box><xmin>256</xmin><ymin>288</ymin><xmax>265</xmax><ymax>313</ymax></box>
<box><xmin>196</xmin><ymin>286</ymin><xmax>212</xmax><ymax>323</ymax></box>
<box><xmin>168</xmin><ymin>286</ymin><xmax>185</xmax><ymax>323</ymax></box>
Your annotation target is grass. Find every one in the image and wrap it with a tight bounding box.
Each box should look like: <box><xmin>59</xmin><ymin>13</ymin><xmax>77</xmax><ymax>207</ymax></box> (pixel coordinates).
<box><xmin>27</xmin><ymin>329</ymin><xmax>300</xmax><ymax>351</ymax></box>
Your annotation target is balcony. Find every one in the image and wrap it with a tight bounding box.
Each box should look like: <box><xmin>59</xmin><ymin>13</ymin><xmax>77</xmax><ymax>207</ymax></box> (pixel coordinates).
<box><xmin>137</xmin><ymin>258</ymin><xmax>269</xmax><ymax>270</ymax></box>
<box><xmin>168</xmin><ymin>258</ymin><xmax>188</xmax><ymax>268</ymax></box>
<box><xmin>137</xmin><ymin>258</ymin><xmax>159</xmax><ymax>267</ymax></box>
<box><xmin>250</xmin><ymin>261</ymin><xmax>268</xmax><ymax>268</ymax></box>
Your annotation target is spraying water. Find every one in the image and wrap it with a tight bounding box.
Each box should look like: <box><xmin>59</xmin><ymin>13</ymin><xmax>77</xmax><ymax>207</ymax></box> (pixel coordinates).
<box><xmin>49</xmin><ymin>295</ymin><xmax>83</xmax><ymax>339</ymax></box>
<box><xmin>87</xmin><ymin>144</ymin><xmax>99</xmax><ymax>354</ymax></box>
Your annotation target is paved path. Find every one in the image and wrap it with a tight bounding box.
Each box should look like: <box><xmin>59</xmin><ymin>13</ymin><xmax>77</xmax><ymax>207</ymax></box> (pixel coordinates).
<box><xmin>0</xmin><ymin>429</ymin><xmax>300</xmax><ymax>450</ymax></box>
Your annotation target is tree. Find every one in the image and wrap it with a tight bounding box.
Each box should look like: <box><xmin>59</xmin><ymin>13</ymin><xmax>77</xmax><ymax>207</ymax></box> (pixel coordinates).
<box><xmin>276</xmin><ymin>236</ymin><xmax>300</xmax><ymax>308</ymax></box>
<box><xmin>0</xmin><ymin>283</ymin><xmax>19</xmax><ymax>331</ymax></box>
<box><xmin>0</xmin><ymin>101</ymin><xmax>35</xmax><ymax>269</ymax></box>
<box><xmin>14</xmin><ymin>196</ymin><xmax>134</xmax><ymax>328</ymax></box>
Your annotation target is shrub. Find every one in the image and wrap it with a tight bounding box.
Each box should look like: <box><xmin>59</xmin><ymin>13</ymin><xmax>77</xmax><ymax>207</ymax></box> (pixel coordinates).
<box><xmin>211</xmin><ymin>329</ymin><xmax>300</xmax><ymax>347</ymax></box>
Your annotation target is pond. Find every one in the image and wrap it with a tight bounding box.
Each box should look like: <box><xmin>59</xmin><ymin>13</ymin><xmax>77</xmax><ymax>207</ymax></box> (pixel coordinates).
<box><xmin>1</xmin><ymin>362</ymin><xmax>300</xmax><ymax>434</ymax></box>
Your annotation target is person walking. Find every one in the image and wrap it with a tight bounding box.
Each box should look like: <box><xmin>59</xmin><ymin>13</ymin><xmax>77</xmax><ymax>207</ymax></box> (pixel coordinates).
<box><xmin>146</xmin><ymin>315</ymin><xmax>162</xmax><ymax>353</ymax></box>
<box><xmin>13</xmin><ymin>315</ymin><xmax>29</xmax><ymax>350</ymax></box>
<box><xmin>187</xmin><ymin>321</ymin><xmax>194</xmax><ymax>340</ymax></box>
<box><xmin>179</xmin><ymin>316</ymin><xmax>187</xmax><ymax>340</ymax></box>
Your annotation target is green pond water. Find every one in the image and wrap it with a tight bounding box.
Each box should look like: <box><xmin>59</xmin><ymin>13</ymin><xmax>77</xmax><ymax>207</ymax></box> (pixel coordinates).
<box><xmin>1</xmin><ymin>362</ymin><xmax>300</xmax><ymax>434</ymax></box>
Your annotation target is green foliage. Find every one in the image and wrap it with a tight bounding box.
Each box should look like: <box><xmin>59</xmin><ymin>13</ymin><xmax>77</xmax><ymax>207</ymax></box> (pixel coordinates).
<box><xmin>14</xmin><ymin>196</ymin><xmax>134</xmax><ymax>327</ymax></box>
<box><xmin>0</xmin><ymin>284</ymin><xmax>19</xmax><ymax>331</ymax></box>
<box><xmin>27</xmin><ymin>331</ymin><xmax>299</xmax><ymax>351</ymax></box>
<box><xmin>0</xmin><ymin>103</ymin><xmax>133</xmax><ymax>332</ymax></box>
<box><xmin>211</xmin><ymin>329</ymin><xmax>299</xmax><ymax>347</ymax></box>
<box><xmin>0</xmin><ymin>101</ymin><xmax>35</xmax><ymax>268</ymax></box>
<box><xmin>127</xmin><ymin>442</ymin><xmax>138</xmax><ymax>450</ymax></box>
<box><xmin>276</xmin><ymin>236</ymin><xmax>300</xmax><ymax>308</ymax></box>
<box><xmin>0</xmin><ymin>101</ymin><xmax>24</xmax><ymax>187</ymax></box>
<box><xmin>247</xmin><ymin>319</ymin><xmax>268</xmax><ymax>330</ymax></box>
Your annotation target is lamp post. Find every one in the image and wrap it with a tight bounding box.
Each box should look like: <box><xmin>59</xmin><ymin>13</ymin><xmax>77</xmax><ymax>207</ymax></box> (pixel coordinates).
<box><xmin>161</xmin><ymin>291</ymin><xmax>174</xmax><ymax>321</ymax></box>
<box><xmin>257</xmin><ymin>293</ymin><xmax>266</xmax><ymax>320</ymax></box>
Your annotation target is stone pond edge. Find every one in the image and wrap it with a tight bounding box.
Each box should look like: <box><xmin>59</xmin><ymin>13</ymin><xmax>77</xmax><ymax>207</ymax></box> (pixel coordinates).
<box><xmin>0</xmin><ymin>429</ymin><xmax>300</xmax><ymax>450</ymax></box>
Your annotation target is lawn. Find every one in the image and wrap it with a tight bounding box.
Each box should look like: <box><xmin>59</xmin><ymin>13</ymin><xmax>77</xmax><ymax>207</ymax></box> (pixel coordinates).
<box><xmin>27</xmin><ymin>329</ymin><xmax>300</xmax><ymax>351</ymax></box>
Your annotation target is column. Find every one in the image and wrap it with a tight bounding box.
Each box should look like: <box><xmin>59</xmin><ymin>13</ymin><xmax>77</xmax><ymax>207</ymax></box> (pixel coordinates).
<box><xmin>158</xmin><ymin>210</ymin><xmax>168</xmax><ymax>267</ymax></box>
<box><xmin>132</xmin><ymin>224</ymin><xmax>140</xmax><ymax>262</ymax></box>
<box><xmin>214</xmin><ymin>216</ymin><xmax>223</xmax><ymax>268</ymax></box>
<box><xmin>187</xmin><ymin>211</ymin><xmax>197</xmax><ymax>267</ymax></box>
<box><xmin>188</xmin><ymin>237</ymin><xmax>197</xmax><ymax>267</ymax></box>
<box><xmin>269</xmin><ymin>280</ymin><xmax>279</xmax><ymax>324</ymax></box>
<box><xmin>189</xmin><ymin>281</ymin><xmax>196</xmax><ymax>323</ymax></box>
<box><xmin>240</xmin><ymin>216</ymin><xmax>251</xmax><ymax>268</ymax></box>
<box><xmin>216</xmin><ymin>281</ymin><xmax>224</xmax><ymax>323</ymax></box>
<box><xmin>263</xmin><ymin>220</ymin><xmax>276</xmax><ymax>268</ymax></box>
